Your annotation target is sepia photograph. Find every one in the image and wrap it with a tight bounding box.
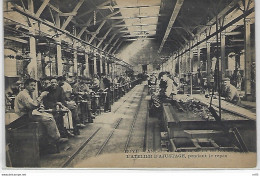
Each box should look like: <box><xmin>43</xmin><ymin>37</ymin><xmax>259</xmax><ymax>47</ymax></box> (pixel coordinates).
<box><xmin>3</xmin><ymin>0</ymin><xmax>256</xmax><ymax>168</ymax></box>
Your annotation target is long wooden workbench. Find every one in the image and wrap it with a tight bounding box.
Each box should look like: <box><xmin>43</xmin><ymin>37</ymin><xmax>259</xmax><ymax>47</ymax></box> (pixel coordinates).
<box><xmin>161</xmin><ymin>94</ymin><xmax>256</xmax><ymax>152</ymax></box>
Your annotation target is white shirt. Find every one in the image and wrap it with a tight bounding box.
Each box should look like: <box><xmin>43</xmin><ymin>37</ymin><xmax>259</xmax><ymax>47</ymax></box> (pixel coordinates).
<box><xmin>14</xmin><ymin>89</ymin><xmax>38</xmax><ymax>117</ymax></box>
<box><xmin>165</xmin><ymin>77</ymin><xmax>178</xmax><ymax>97</ymax></box>
<box><xmin>62</xmin><ymin>81</ymin><xmax>73</xmax><ymax>93</ymax></box>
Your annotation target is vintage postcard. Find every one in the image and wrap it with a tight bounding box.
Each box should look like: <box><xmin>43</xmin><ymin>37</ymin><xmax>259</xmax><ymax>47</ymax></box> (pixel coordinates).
<box><xmin>4</xmin><ymin>0</ymin><xmax>256</xmax><ymax>168</ymax></box>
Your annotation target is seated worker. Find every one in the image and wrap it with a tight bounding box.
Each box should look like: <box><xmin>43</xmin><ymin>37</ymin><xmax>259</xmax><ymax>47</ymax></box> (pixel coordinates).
<box><xmin>148</xmin><ymin>72</ymin><xmax>158</xmax><ymax>94</ymax></box>
<box><xmin>73</xmin><ymin>76</ymin><xmax>95</xmax><ymax>123</ymax></box>
<box><xmin>42</xmin><ymin>77</ymin><xmax>51</xmax><ymax>90</ymax></box>
<box><xmin>90</xmin><ymin>75</ymin><xmax>101</xmax><ymax>114</ymax></box>
<box><xmin>163</xmin><ymin>72</ymin><xmax>178</xmax><ymax>98</ymax></box>
<box><xmin>100</xmin><ymin>74</ymin><xmax>111</xmax><ymax>112</ymax></box>
<box><xmin>92</xmin><ymin>74</ymin><xmax>100</xmax><ymax>92</ymax></box>
<box><xmin>125</xmin><ymin>75</ymin><xmax>131</xmax><ymax>91</ymax></box>
<box><xmin>11</xmin><ymin>78</ymin><xmax>67</xmax><ymax>150</ymax></box>
<box><xmin>112</xmin><ymin>75</ymin><xmax>119</xmax><ymax>100</ymax></box>
<box><xmin>222</xmin><ymin>78</ymin><xmax>240</xmax><ymax>104</ymax></box>
<box><xmin>148</xmin><ymin>72</ymin><xmax>157</xmax><ymax>86</ymax></box>
<box><xmin>5</xmin><ymin>81</ymin><xmax>20</xmax><ymax>110</ymax></box>
<box><xmin>57</xmin><ymin>76</ymin><xmax>85</xmax><ymax>133</ymax></box>
<box><xmin>43</xmin><ymin>77</ymin><xmax>74</xmax><ymax>137</ymax></box>
<box><xmin>118</xmin><ymin>74</ymin><xmax>126</xmax><ymax>97</ymax></box>
<box><xmin>151</xmin><ymin>72</ymin><xmax>177</xmax><ymax>108</ymax></box>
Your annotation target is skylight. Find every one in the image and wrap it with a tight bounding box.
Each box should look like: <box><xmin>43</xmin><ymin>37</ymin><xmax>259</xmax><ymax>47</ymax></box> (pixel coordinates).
<box><xmin>114</xmin><ymin>0</ymin><xmax>161</xmax><ymax>39</ymax></box>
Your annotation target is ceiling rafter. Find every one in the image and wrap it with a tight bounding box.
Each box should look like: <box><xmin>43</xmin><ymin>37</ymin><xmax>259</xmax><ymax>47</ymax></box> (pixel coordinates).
<box><xmin>35</xmin><ymin>0</ymin><xmax>50</xmax><ymax>17</ymax></box>
<box><xmin>110</xmin><ymin>15</ymin><xmax>162</xmax><ymax>20</ymax></box>
<box><xmin>103</xmin><ymin>33</ymin><xmax>117</xmax><ymax>50</ymax></box>
<box><xmin>104</xmin><ymin>33</ymin><xmax>127</xmax><ymax>51</ymax></box>
<box><xmin>158</xmin><ymin>0</ymin><xmax>184</xmax><ymax>53</ymax></box>
<box><xmin>196</xmin><ymin>0</ymin><xmax>241</xmax><ymax>35</ymax></box>
<box><xmin>75</xmin><ymin>0</ymin><xmax>112</xmax><ymax>19</ymax></box>
<box><xmin>177</xmin><ymin>19</ymin><xmax>195</xmax><ymax>39</ymax></box>
<box><xmin>98</xmin><ymin>5</ymin><xmax>161</xmax><ymax>9</ymax></box>
<box><xmin>96</xmin><ymin>27</ymin><xmax>113</xmax><ymax>48</ymax></box>
<box><xmin>112</xmin><ymin>40</ymin><xmax>124</xmax><ymax>54</ymax></box>
<box><xmin>114</xmin><ymin>23</ymin><xmax>158</xmax><ymax>27</ymax></box>
<box><xmin>79</xmin><ymin>10</ymin><xmax>121</xmax><ymax>27</ymax></box>
<box><xmin>89</xmin><ymin>20</ymin><xmax>107</xmax><ymax>44</ymax></box>
<box><xmin>61</xmin><ymin>0</ymin><xmax>84</xmax><ymax>30</ymax></box>
<box><xmin>40</xmin><ymin>0</ymin><xmax>61</xmax><ymax>13</ymax></box>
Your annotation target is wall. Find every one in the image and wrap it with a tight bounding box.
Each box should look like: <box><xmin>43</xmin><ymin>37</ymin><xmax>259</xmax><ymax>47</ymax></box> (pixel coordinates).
<box><xmin>116</xmin><ymin>40</ymin><xmax>162</xmax><ymax>72</ymax></box>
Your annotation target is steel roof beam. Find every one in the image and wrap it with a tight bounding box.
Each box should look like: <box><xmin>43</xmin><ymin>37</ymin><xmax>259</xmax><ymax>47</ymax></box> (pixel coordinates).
<box><xmin>61</xmin><ymin>0</ymin><xmax>84</xmax><ymax>30</ymax></box>
<box><xmin>75</xmin><ymin>0</ymin><xmax>111</xmax><ymax>19</ymax></box>
<box><xmin>110</xmin><ymin>15</ymin><xmax>161</xmax><ymax>20</ymax></box>
<box><xmin>158</xmin><ymin>0</ymin><xmax>184</xmax><ymax>53</ymax></box>
<box><xmin>114</xmin><ymin>24</ymin><xmax>158</xmax><ymax>27</ymax></box>
<box><xmin>103</xmin><ymin>33</ymin><xmax>117</xmax><ymax>50</ymax></box>
<box><xmin>177</xmin><ymin>19</ymin><xmax>195</xmax><ymax>39</ymax></box>
<box><xmin>40</xmin><ymin>0</ymin><xmax>61</xmax><ymax>13</ymax></box>
<box><xmin>35</xmin><ymin>0</ymin><xmax>50</xmax><ymax>17</ymax></box>
<box><xmin>79</xmin><ymin>10</ymin><xmax>120</xmax><ymax>27</ymax></box>
<box><xmin>98</xmin><ymin>5</ymin><xmax>161</xmax><ymax>9</ymax></box>
<box><xmin>197</xmin><ymin>0</ymin><xmax>241</xmax><ymax>35</ymax></box>
<box><xmin>112</xmin><ymin>40</ymin><xmax>124</xmax><ymax>54</ymax></box>
<box><xmin>96</xmin><ymin>27</ymin><xmax>113</xmax><ymax>48</ymax></box>
<box><xmin>89</xmin><ymin>20</ymin><xmax>106</xmax><ymax>43</ymax></box>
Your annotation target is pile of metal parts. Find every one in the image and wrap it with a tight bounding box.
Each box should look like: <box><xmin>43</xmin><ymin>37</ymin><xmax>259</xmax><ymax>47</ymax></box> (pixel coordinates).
<box><xmin>175</xmin><ymin>97</ymin><xmax>216</xmax><ymax>121</ymax></box>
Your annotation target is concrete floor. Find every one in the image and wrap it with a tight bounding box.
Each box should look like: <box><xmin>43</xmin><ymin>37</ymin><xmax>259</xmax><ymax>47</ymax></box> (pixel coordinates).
<box><xmin>40</xmin><ymin>82</ymin><xmax>159</xmax><ymax>168</ymax></box>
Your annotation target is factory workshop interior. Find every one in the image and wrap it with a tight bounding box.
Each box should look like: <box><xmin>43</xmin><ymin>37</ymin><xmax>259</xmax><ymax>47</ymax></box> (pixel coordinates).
<box><xmin>4</xmin><ymin>0</ymin><xmax>256</xmax><ymax>168</ymax></box>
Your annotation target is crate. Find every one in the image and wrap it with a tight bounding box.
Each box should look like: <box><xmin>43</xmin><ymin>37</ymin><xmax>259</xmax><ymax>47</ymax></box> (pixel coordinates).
<box><xmin>8</xmin><ymin>122</ymin><xmax>40</xmax><ymax>167</ymax></box>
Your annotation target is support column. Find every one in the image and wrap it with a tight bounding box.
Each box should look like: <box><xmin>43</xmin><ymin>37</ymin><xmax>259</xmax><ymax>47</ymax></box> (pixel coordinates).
<box><xmin>178</xmin><ymin>51</ymin><xmax>181</xmax><ymax>76</ymax></box>
<box><xmin>107</xmin><ymin>62</ymin><xmax>110</xmax><ymax>74</ymax></box>
<box><xmin>27</xmin><ymin>0</ymin><xmax>38</xmax><ymax>97</ymax></box>
<box><xmin>73</xmin><ymin>50</ymin><xmax>78</xmax><ymax>75</ymax></box>
<box><xmin>185</xmin><ymin>51</ymin><xmax>188</xmax><ymax>74</ymax></box>
<box><xmin>114</xmin><ymin>63</ymin><xmax>117</xmax><ymax>77</ymax></box>
<box><xmin>171</xmin><ymin>56</ymin><xmax>174</xmax><ymax>74</ymax></box>
<box><xmin>244</xmin><ymin>18</ymin><xmax>251</xmax><ymax>98</ymax></box>
<box><xmin>100</xmin><ymin>57</ymin><xmax>103</xmax><ymax>75</ymax></box>
<box><xmin>28</xmin><ymin>31</ymin><xmax>37</xmax><ymax>80</ymax></box>
<box><xmin>162</xmin><ymin>62</ymin><xmax>164</xmax><ymax>71</ymax></box>
<box><xmin>197</xmin><ymin>45</ymin><xmax>201</xmax><ymax>70</ymax></box>
<box><xmin>56</xmin><ymin>41</ymin><xmax>63</xmax><ymax>76</ymax></box>
<box><xmin>104</xmin><ymin>61</ymin><xmax>107</xmax><ymax>74</ymax></box>
<box><xmin>84</xmin><ymin>53</ymin><xmax>89</xmax><ymax>77</ymax></box>
<box><xmin>93</xmin><ymin>53</ymin><xmax>97</xmax><ymax>75</ymax></box>
<box><xmin>110</xmin><ymin>62</ymin><xmax>114</xmax><ymax>78</ymax></box>
<box><xmin>221</xmin><ymin>32</ymin><xmax>226</xmax><ymax>80</ymax></box>
<box><xmin>206</xmin><ymin>41</ymin><xmax>211</xmax><ymax>87</ymax></box>
<box><xmin>189</xmin><ymin>46</ymin><xmax>193</xmax><ymax>95</ymax></box>
<box><xmin>55</xmin><ymin>5</ymin><xmax>63</xmax><ymax>76</ymax></box>
<box><xmin>179</xmin><ymin>54</ymin><xmax>182</xmax><ymax>76</ymax></box>
<box><xmin>189</xmin><ymin>48</ymin><xmax>193</xmax><ymax>73</ymax></box>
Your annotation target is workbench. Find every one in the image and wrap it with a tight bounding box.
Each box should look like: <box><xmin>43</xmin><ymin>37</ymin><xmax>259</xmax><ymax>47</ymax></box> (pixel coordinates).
<box><xmin>161</xmin><ymin>94</ymin><xmax>256</xmax><ymax>152</ymax></box>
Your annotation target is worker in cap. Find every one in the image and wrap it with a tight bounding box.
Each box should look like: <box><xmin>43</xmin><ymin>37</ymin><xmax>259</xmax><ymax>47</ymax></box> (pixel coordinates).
<box><xmin>222</xmin><ymin>78</ymin><xmax>240</xmax><ymax>104</ymax></box>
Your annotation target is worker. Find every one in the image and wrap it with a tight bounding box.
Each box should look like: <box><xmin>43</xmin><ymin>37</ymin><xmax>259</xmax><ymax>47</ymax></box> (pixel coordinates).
<box><xmin>43</xmin><ymin>77</ymin><xmax>74</xmax><ymax>137</ymax></box>
<box><xmin>73</xmin><ymin>76</ymin><xmax>95</xmax><ymax>123</ymax></box>
<box><xmin>57</xmin><ymin>76</ymin><xmax>85</xmax><ymax>134</ymax></box>
<box><xmin>151</xmin><ymin>72</ymin><xmax>177</xmax><ymax>109</ymax></box>
<box><xmin>5</xmin><ymin>81</ymin><xmax>21</xmax><ymax>110</ymax></box>
<box><xmin>100</xmin><ymin>74</ymin><xmax>112</xmax><ymax>112</ymax></box>
<box><xmin>222</xmin><ymin>78</ymin><xmax>240</xmax><ymax>104</ymax></box>
<box><xmin>11</xmin><ymin>78</ymin><xmax>68</xmax><ymax>151</ymax></box>
<box><xmin>163</xmin><ymin>72</ymin><xmax>178</xmax><ymax>98</ymax></box>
